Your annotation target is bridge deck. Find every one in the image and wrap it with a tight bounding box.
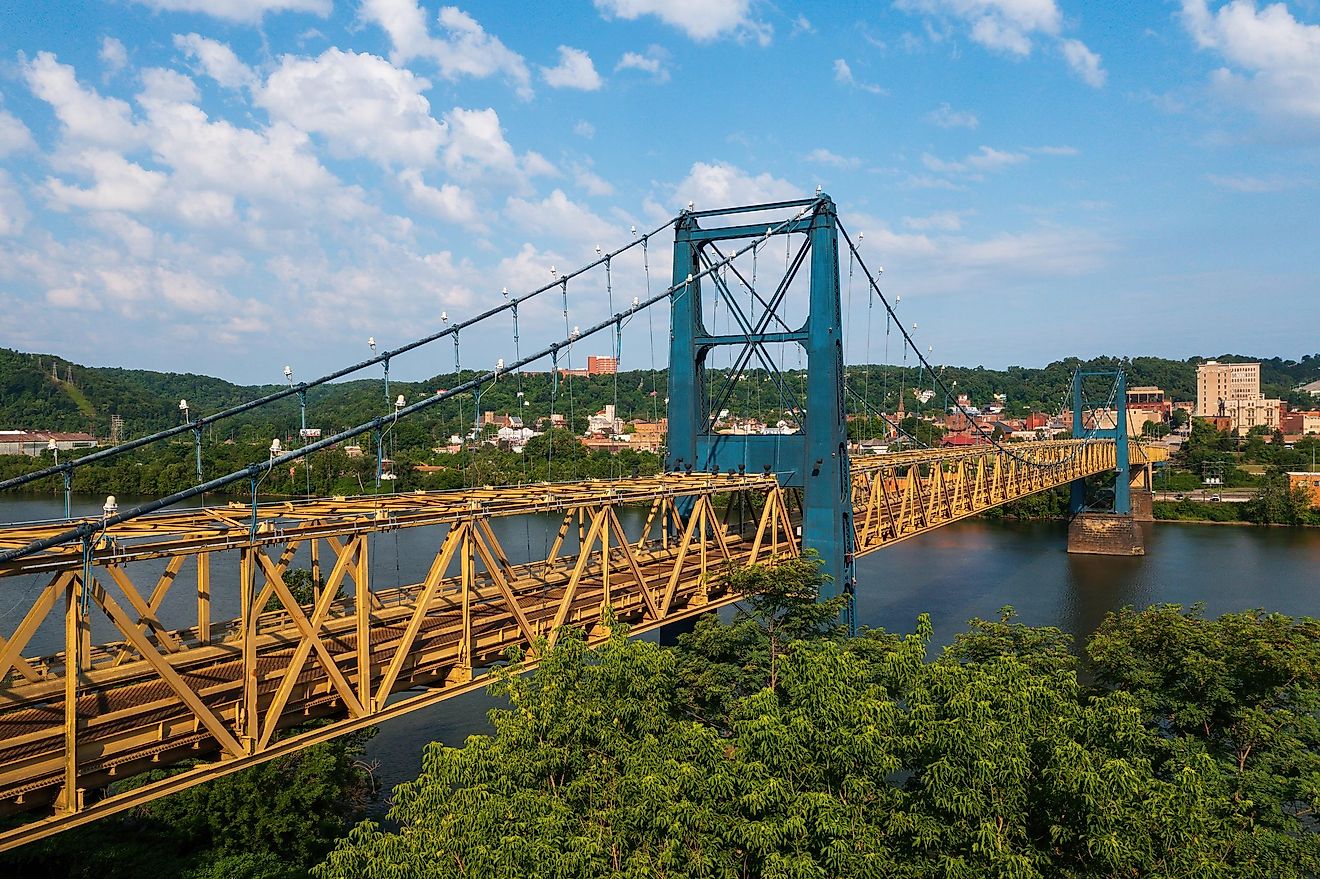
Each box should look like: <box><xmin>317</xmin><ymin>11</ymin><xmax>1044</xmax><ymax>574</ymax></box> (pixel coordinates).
<box><xmin>0</xmin><ymin>439</ymin><xmax>1164</xmax><ymax>850</ymax></box>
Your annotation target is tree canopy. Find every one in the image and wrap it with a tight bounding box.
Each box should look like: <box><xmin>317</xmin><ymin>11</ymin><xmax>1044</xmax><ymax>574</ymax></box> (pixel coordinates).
<box><xmin>318</xmin><ymin>563</ymin><xmax>1320</xmax><ymax>879</ymax></box>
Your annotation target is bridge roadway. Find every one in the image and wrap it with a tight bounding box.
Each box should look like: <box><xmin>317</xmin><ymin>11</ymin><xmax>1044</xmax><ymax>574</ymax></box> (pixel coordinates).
<box><xmin>0</xmin><ymin>438</ymin><xmax>1163</xmax><ymax>850</ymax></box>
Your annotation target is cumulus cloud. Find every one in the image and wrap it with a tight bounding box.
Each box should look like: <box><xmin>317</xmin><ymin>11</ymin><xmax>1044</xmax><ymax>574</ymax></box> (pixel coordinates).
<box><xmin>895</xmin><ymin>0</ymin><xmax>1061</xmax><ymax>55</ymax></box>
<box><xmin>0</xmin><ymin>170</ymin><xmax>29</xmax><ymax>236</ymax></box>
<box><xmin>902</xmin><ymin>210</ymin><xmax>968</xmax><ymax>231</ymax></box>
<box><xmin>129</xmin><ymin>0</ymin><xmax>330</xmax><ymax>22</ymax></box>
<box><xmin>360</xmin><ymin>0</ymin><xmax>533</xmax><ymax>98</ymax></box>
<box><xmin>397</xmin><ymin>168</ymin><xmax>479</xmax><ymax>224</ymax></box>
<box><xmin>594</xmin><ymin>0</ymin><xmax>771</xmax><ymax>44</ymax></box>
<box><xmin>23</xmin><ymin>51</ymin><xmax>141</xmax><ymax>147</ymax></box>
<box><xmin>922</xmin><ymin>145</ymin><xmax>1028</xmax><ymax>174</ymax></box>
<box><xmin>1181</xmin><ymin>0</ymin><xmax>1320</xmax><ymax>124</ymax></box>
<box><xmin>926</xmin><ymin>102</ymin><xmax>979</xmax><ymax>128</ymax></box>
<box><xmin>896</xmin><ymin>0</ymin><xmax>1106</xmax><ymax>85</ymax></box>
<box><xmin>833</xmin><ymin>58</ymin><xmax>887</xmax><ymax>94</ymax></box>
<box><xmin>574</xmin><ymin>120</ymin><xmax>596</xmax><ymax>138</ymax></box>
<box><xmin>806</xmin><ymin>148</ymin><xmax>861</xmax><ymax>169</ymax></box>
<box><xmin>100</xmin><ymin>37</ymin><xmax>128</xmax><ymax>76</ymax></box>
<box><xmin>506</xmin><ymin>189</ymin><xmax>620</xmax><ymax>245</ymax></box>
<box><xmin>616</xmin><ymin>46</ymin><xmax>670</xmax><ymax>81</ymax></box>
<box><xmin>671</xmin><ymin>161</ymin><xmax>800</xmax><ymax>210</ymax></box>
<box><xmin>258</xmin><ymin>48</ymin><xmax>446</xmax><ymax>167</ymax></box>
<box><xmin>0</xmin><ymin>109</ymin><xmax>36</xmax><ymax>157</ymax></box>
<box><xmin>574</xmin><ymin>165</ymin><xmax>615</xmax><ymax>197</ymax></box>
<box><xmin>438</xmin><ymin>106</ymin><xmax>557</xmax><ymax>186</ymax></box>
<box><xmin>174</xmin><ymin>33</ymin><xmax>257</xmax><ymax>89</ymax></box>
<box><xmin>45</xmin><ymin>149</ymin><xmax>168</xmax><ymax>213</ymax></box>
<box><xmin>1062</xmin><ymin>38</ymin><xmax>1107</xmax><ymax>87</ymax></box>
<box><xmin>851</xmin><ymin>213</ymin><xmax>1113</xmax><ymax>296</ymax></box>
<box><xmin>541</xmin><ymin>46</ymin><xmax>603</xmax><ymax>90</ymax></box>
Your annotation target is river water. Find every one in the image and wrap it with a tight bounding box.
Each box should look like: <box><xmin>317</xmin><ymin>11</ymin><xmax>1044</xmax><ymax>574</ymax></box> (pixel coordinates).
<box><xmin>3</xmin><ymin>495</ymin><xmax>1319</xmax><ymax>805</ymax></box>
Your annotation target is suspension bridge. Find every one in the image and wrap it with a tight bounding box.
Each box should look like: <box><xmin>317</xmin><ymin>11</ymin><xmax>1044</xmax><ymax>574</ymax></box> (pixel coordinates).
<box><xmin>0</xmin><ymin>196</ymin><xmax>1164</xmax><ymax>850</ymax></box>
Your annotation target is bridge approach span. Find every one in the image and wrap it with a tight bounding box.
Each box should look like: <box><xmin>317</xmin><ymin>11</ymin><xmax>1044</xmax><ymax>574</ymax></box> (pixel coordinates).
<box><xmin>0</xmin><ymin>437</ymin><xmax>1166</xmax><ymax>850</ymax></box>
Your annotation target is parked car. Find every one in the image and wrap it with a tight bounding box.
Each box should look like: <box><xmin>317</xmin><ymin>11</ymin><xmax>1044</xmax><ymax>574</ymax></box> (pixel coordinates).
<box><xmin>1209</xmin><ymin>494</ymin><xmax>1222</xmax><ymax>502</ymax></box>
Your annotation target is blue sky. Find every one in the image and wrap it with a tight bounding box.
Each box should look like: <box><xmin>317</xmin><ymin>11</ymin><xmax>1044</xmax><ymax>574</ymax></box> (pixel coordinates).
<box><xmin>0</xmin><ymin>0</ymin><xmax>1316</xmax><ymax>385</ymax></box>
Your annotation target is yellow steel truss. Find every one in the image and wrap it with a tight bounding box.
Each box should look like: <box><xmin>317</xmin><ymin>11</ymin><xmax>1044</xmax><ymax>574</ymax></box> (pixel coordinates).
<box><xmin>0</xmin><ymin>439</ymin><xmax>1164</xmax><ymax>850</ymax></box>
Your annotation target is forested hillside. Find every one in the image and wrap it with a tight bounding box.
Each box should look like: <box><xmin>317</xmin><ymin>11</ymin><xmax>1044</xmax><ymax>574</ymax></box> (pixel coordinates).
<box><xmin>2</xmin><ymin>348</ymin><xmax>1316</xmax><ymax>443</ymax></box>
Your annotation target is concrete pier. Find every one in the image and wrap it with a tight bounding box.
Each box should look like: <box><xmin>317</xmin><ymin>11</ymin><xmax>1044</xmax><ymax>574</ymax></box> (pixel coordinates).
<box><xmin>1067</xmin><ymin>512</ymin><xmax>1145</xmax><ymax>555</ymax></box>
<box><xmin>1130</xmin><ymin>488</ymin><xmax>1155</xmax><ymax>522</ymax></box>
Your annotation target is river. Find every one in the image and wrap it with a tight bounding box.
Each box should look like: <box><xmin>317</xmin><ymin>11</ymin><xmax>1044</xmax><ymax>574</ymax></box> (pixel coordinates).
<box><xmin>2</xmin><ymin>495</ymin><xmax>1318</xmax><ymax>805</ymax></box>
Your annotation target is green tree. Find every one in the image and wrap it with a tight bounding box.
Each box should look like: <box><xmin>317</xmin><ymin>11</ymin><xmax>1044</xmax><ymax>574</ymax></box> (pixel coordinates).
<box><xmin>674</xmin><ymin>553</ymin><xmax>847</xmax><ymax>725</ymax></box>
<box><xmin>1089</xmin><ymin>604</ymin><xmax>1320</xmax><ymax>875</ymax></box>
<box><xmin>3</xmin><ymin>732</ymin><xmax>376</xmax><ymax>879</ymax></box>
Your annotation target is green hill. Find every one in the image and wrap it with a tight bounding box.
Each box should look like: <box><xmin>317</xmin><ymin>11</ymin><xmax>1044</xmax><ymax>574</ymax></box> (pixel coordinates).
<box><xmin>0</xmin><ymin>348</ymin><xmax>1316</xmax><ymax>446</ymax></box>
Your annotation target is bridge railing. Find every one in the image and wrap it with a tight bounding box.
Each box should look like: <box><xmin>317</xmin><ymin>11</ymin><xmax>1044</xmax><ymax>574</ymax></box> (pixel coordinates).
<box><xmin>0</xmin><ymin>473</ymin><xmax>797</xmax><ymax>850</ymax></box>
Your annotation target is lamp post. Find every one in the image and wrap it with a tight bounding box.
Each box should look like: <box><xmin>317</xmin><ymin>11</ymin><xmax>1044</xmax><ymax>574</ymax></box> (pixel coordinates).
<box><xmin>180</xmin><ymin>398</ymin><xmax>203</xmax><ymax>485</ymax></box>
<box><xmin>49</xmin><ymin>438</ymin><xmax>70</xmax><ymax>519</ymax></box>
<box><xmin>377</xmin><ymin>394</ymin><xmax>405</xmax><ymax>489</ymax></box>
<box><xmin>369</xmin><ymin>337</ymin><xmax>389</xmax><ymax>405</ymax></box>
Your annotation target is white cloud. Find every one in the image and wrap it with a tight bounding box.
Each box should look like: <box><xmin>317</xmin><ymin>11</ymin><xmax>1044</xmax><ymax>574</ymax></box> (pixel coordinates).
<box><xmin>1206</xmin><ymin>172</ymin><xmax>1304</xmax><ymax>192</ymax></box>
<box><xmin>258</xmin><ymin>48</ymin><xmax>446</xmax><ymax>167</ymax></box>
<box><xmin>174</xmin><ymin>33</ymin><xmax>256</xmax><ymax>89</ymax></box>
<box><xmin>594</xmin><ymin>0</ymin><xmax>770</xmax><ymax>44</ymax></box>
<box><xmin>134</xmin><ymin>76</ymin><xmax>348</xmax><ymax>217</ymax></box>
<box><xmin>1028</xmin><ymin>144</ymin><xmax>1078</xmax><ymax>155</ymax></box>
<box><xmin>833</xmin><ymin>58</ymin><xmax>887</xmax><ymax>94</ymax></box>
<box><xmin>128</xmin><ymin>0</ymin><xmax>331</xmax><ymax>23</ymax></box>
<box><xmin>440</xmin><ymin>106</ymin><xmax>556</xmax><ymax>185</ymax></box>
<box><xmin>1061</xmin><ymin>38</ymin><xmax>1107</xmax><ymax>87</ymax></box>
<box><xmin>541</xmin><ymin>46</ymin><xmax>603</xmax><ymax>90</ymax></box>
<box><xmin>0</xmin><ymin>110</ymin><xmax>36</xmax><ymax>157</ymax></box>
<box><xmin>100</xmin><ymin>37</ymin><xmax>128</xmax><ymax>75</ymax></box>
<box><xmin>902</xmin><ymin>210</ymin><xmax>968</xmax><ymax>231</ymax></box>
<box><xmin>574</xmin><ymin>166</ymin><xmax>615</xmax><ymax>197</ymax></box>
<box><xmin>1180</xmin><ymin>0</ymin><xmax>1320</xmax><ymax>124</ymax></box>
<box><xmin>895</xmin><ymin>0</ymin><xmax>1061</xmax><ymax>56</ymax></box>
<box><xmin>902</xmin><ymin>174</ymin><xmax>964</xmax><ymax>190</ymax></box>
<box><xmin>616</xmin><ymin>46</ymin><xmax>671</xmax><ymax>82</ymax></box>
<box><xmin>671</xmin><ymin>161</ymin><xmax>799</xmax><ymax>210</ymax></box>
<box><xmin>792</xmin><ymin>15</ymin><xmax>815</xmax><ymax>35</ymax></box>
<box><xmin>806</xmin><ymin>148</ymin><xmax>861</xmax><ymax>169</ymax></box>
<box><xmin>506</xmin><ymin>189</ymin><xmax>620</xmax><ymax>245</ymax></box>
<box><xmin>926</xmin><ymin>102</ymin><xmax>979</xmax><ymax>128</ymax></box>
<box><xmin>360</xmin><ymin>1</ymin><xmax>533</xmax><ymax>98</ymax></box>
<box><xmin>897</xmin><ymin>0</ymin><xmax>1107</xmax><ymax>85</ymax></box>
<box><xmin>0</xmin><ymin>170</ymin><xmax>29</xmax><ymax>236</ymax></box>
<box><xmin>574</xmin><ymin>120</ymin><xmax>597</xmax><ymax>138</ymax></box>
<box><xmin>922</xmin><ymin>145</ymin><xmax>1027</xmax><ymax>174</ymax></box>
<box><xmin>398</xmin><ymin>168</ymin><xmax>479</xmax><ymax>224</ymax></box>
<box><xmin>45</xmin><ymin>149</ymin><xmax>168</xmax><ymax>213</ymax></box>
<box><xmin>23</xmin><ymin>51</ymin><xmax>141</xmax><ymax>147</ymax></box>
<box><xmin>851</xmin><ymin>214</ymin><xmax>1112</xmax><ymax>294</ymax></box>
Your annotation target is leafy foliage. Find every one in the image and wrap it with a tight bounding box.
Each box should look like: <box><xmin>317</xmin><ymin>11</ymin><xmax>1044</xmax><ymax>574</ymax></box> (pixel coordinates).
<box><xmin>1</xmin><ymin>731</ymin><xmax>377</xmax><ymax>879</ymax></box>
<box><xmin>319</xmin><ymin>566</ymin><xmax>1320</xmax><ymax>878</ymax></box>
<box><xmin>1090</xmin><ymin>604</ymin><xmax>1320</xmax><ymax>875</ymax></box>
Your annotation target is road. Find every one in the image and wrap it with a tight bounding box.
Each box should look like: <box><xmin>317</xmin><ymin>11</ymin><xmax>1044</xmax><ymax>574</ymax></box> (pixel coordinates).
<box><xmin>1154</xmin><ymin>489</ymin><xmax>1253</xmax><ymax>504</ymax></box>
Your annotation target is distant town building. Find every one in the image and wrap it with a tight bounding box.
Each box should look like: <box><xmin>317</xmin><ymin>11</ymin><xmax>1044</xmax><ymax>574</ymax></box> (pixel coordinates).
<box><xmin>1195</xmin><ymin>361</ymin><xmax>1260</xmax><ymax>414</ymax></box>
<box><xmin>1194</xmin><ymin>361</ymin><xmax>1281</xmax><ymax>435</ymax></box>
<box><xmin>1286</xmin><ymin>472</ymin><xmax>1320</xmax><ymax>509</ymax></box>
<box><xmin>0</xmin><ymin>430</ymin><xmax>99</xmax><ymax>457</ymax></box>
<box><xmin>626</xmin><ymin>418</ymin><xmax>666</xmax><ymax>452</ymax></box>
<box><xmin>558</xmin><ymin>355</ymin><xmax>619</xmax><ymax>378</ymax></box>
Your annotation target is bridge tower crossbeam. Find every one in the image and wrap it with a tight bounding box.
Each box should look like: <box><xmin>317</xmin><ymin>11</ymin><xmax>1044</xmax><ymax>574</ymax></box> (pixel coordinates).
<box><xmin>666</xmin><ymin>196</ymin><xmax>855</xmax><ymax>626</ymax></box>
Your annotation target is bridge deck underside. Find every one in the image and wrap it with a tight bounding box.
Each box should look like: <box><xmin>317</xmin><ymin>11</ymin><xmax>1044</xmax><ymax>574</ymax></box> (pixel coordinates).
<box><xmin>0</xmin><ymin>439</ymin><xmax>1163</xmax><ymax>850</ymax></box>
